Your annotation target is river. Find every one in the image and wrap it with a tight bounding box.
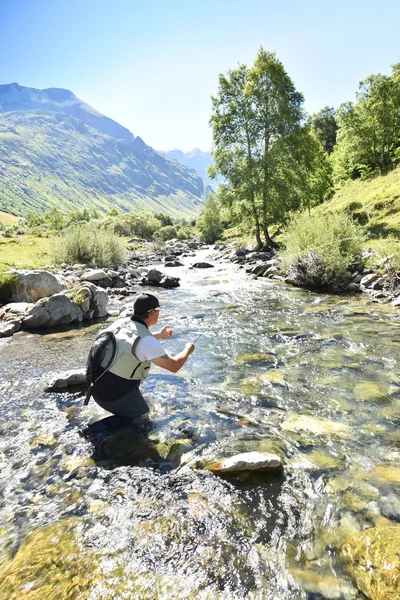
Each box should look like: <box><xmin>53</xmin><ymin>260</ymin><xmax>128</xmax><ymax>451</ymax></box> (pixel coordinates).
<box><xmin>0</xmin><ymin>249</ymin><xmax>399</xmax><ymax>599</ymax></box>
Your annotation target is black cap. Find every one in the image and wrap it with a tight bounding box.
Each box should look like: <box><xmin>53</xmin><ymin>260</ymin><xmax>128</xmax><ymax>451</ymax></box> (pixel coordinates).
<box><xmin>133</xmin><ymin>292</ymin><xmax>164</xmax><ymax>315</ymax></box>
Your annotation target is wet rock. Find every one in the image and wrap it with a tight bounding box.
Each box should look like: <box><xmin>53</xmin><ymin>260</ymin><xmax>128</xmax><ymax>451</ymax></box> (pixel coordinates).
<box><xmin>0</xmin><ymin>269</ymin><xmax>67</xmax><ymax>303</ymax></box>
<box><xmin>0</xmin><ymin>320</ymin><xmax>21</xmax><ymax>337</ymax></box>
<box><xmin>146</xmin><ymin>268</ymin><xmax>164</xmax><ymax>284</ymax></box>
<box><xmin>190</xmin><ymin>262</ymin><xmax>214</xmax><ymax>269</ymax></box>
<box><xmin>235</xmin><ymin>352</ymin><xmax>276</xmax><ymax>365</ymax></box>
<box><xmin>341</xmin><ymin>526</ymin><xmax>400</xmax><ymax>600</ymax></box>
<box><xmin>164</xmin><ymin>260</ymin><xmax>184</xmax><ymax>267</ymax></box>
<box><xmin>206</xmin><ymin>451</ymin><xmax>282</xmax><ymax>474</ymax></box>
<box><xmin>381</xmin><ymin>494</ymin><xmax>400</xmax><ymax>521</ymax></box>
<box><xmin>22</xmin><ymin>293</ymin><xmax>84</xmax><ymax>328</ymax></box>
<box><xmin>372</xmin><ymin>466</ymin><xmax>400</xmax><ymax>484</ymax></box>
<box><xmin>0</xmin><ymin>518</ymin><xmax>99</xmax><ymax>598</ymax></box>
<box><xmin>282</xmin><ymin>413</ymin><xmax>350</xmax><ymax>438</ymax></box>
<box><xmin>159</xmin><ymin>275</ymin><xmax>180</xmax><ymax>288</ymax></box>
<box><xmin>354</xmin><ymin>381</ymin><xmax>390</xmax><ymax>402</ymax></box>
<box><xmin>45</xmin><ymin>368</ymin><xmax>87</xmax><ymax>392</ymax></box>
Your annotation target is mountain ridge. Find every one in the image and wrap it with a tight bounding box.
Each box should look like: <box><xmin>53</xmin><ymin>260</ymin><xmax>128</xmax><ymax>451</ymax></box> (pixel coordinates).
<box><xmin>0</xmin><ymin>84</ymin><xmax>208</xmax><ymax>217</ymax></box>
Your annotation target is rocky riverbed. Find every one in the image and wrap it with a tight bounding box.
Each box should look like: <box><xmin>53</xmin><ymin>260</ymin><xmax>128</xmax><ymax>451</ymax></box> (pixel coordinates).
<box><xmin>0</xmin><ymin>240</ymin><xmax>400</xmax><ymax>599</ymax></box>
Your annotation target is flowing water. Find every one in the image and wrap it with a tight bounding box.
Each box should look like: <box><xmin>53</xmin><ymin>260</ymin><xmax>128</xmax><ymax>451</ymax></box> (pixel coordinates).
<box><xmin>1</xmin><ymin>251</ymin><xmax>400</xmax><ymax>599</ymax></box>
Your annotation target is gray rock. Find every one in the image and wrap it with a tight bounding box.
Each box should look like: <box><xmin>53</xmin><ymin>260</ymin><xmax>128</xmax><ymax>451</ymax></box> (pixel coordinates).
<box><xmin>160</xmin><ymin>275</ymin><xmax>180</xmax><ymax>289</ymax></box>
<box><xmin>164</xmin><ymin>255</ymin><xmax>177</xmax><ymax>262</ymax></box>
<box><xmin>0</xmin><ymin>320</ymin><xmax>21</xmax><ymax>338</ymax></box>
<box><xmin>0</xmin><ymin>302</ymin><xmax>33</xmax><ymax>320</ymax></box>
<box><xmin>22</xmin><ymin>293</ymin><xmax>84</xmax><ymax>328</ymax></box>
<box><xmin>251</xmin><ymin>264</ymin><xmax>269</xmax><ymax>277</ymax></box>
<box><xmin>381</xmin><ymin>494</ymin><xmax>400</xmax><ymax>521</ymax></box>
<box><xmin>45</xmin><ymin>368</ymin><xmax>87</xmax><ymax>392</ymax></box>
<box><xmin>147</xmin><ymin>269</ymin><xmax>164</xmax><ymax>284</ymax></box>
<box><xmin>347</xmin><ymin>282</ymin><xmax>361</xmax><ymax>292</ymax></box>
<box><xmin>106</xmin><ymin>270</ymin><xmax>119</xmax><ymax>279</ymax></box>
<box><xmin>392</xmin><ymin>297</ymin><xmax>400</xmax><ymax>307</ymax></box>
<box><xmin>190</xmin><ymin>262</ymin><xmax>214</xmax><ymax>269</ymax></box>
<box><xmin>360</xmin><ymin>273</ymin><xmax>380</xmax><ymax>288</ymax></box>
<box><xmin>1</xmin><ymin>269</ymin><xmax>67</xmax><ymax>303</ymax></box>
<box><xmin>207</xmin><ymin>451</ymin><xmax>282</xmax><ymax>474</ymax></box>
<box><xmin>80</xmin><ymin>269</ymin><xmax>108</xmax><ymax>282</ymax></box>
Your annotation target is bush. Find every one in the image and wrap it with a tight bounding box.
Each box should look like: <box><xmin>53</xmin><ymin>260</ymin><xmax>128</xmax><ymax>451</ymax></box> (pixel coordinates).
<box><xmin>372</xmin><ymin>236</ymin><xmax>400</xmax><ymax>278</ymax></box>
<box><xmin>281</xmin><ymin>210</ymin><xmax>366</xmax><ymax>291</ymax></box>
<box><xmin>177</xmin><ymin>227</ymin><xmax>190</xmax><ymax>240</ymax></box>
<box><xmin>113</xmin><ymin>211</ymin><xmax>160</xmax><ymax>240</ymax></box>
<box><xmin>158</xmin><ymin>226</ymin><xmax>178</xmax><ymax>241</ymax></box>
<box><xmin>53</xmin><ymin>224</ymin><xmax>126</xmax><ymax>266</ymax></box>
<box><xmin>198</xmin><ymin>195</ymin><xmax>223</xmax><ymax>244</ymax></box>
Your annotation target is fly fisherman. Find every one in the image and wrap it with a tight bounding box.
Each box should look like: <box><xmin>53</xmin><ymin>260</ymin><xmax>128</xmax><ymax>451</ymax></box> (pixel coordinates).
<box><xmin>91</xmin><ymin>292</ymin><xmax>195</xmax><ymax>418</ymax></box>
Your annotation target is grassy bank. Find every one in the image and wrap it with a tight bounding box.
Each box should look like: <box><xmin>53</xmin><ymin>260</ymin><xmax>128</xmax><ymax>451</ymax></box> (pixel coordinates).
<box><xmin>0</xmin><ymin>235</ymin><xmax>55</xmax><ymax>271</ymax></box>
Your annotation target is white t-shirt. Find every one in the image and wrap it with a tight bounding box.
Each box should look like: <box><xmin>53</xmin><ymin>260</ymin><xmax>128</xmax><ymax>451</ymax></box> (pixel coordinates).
<box><xmin>135</xmin><ymin>335</ymin><xmax>166</xmax><ymax>362</ymax></box>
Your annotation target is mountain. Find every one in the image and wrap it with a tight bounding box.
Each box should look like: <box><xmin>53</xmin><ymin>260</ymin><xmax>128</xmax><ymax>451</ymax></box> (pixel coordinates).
<box><xmin>0</xmin><ymin>83</ymin><xmax>208</xmax><ymax>218</ymax></box>
<box><xmin>163</xmin><ymin>148</ymin><xmax>218</xmax><ymax>187</ymax></box>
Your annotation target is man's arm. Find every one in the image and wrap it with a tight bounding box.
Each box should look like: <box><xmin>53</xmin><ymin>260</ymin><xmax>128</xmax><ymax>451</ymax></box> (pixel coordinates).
<box><xmin>151</xmin><ymin>343</ymin><xmax>194</xmax><ymax>373</ymax></box>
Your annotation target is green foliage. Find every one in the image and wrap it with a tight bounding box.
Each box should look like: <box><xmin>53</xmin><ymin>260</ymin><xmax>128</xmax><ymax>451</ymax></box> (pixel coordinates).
<box><xmin>281</xmin><ymin>210</ymin><xmax>366</xmax><ymax>291</ymax></box>
<box><xmin>332</xmin><ymin>63</ymin><xmax>400</xmax><ymax>182</ymax></box>
<box><xmin>210</xmin><ymin>47</ymin><xmax>332</xmax><ymax>248</ymax></box>
<box><xmin>154</xmin><ymin>212</ymin><xmax>174</xmax><ymax>227</ymax></box>
<box><xmin>198</xmin><ymin>195</ymin><xmax>224</xmax><ymax>243</ymax></box>
<box><xmin>176</xmin><ymin>227</ymin><xmax>190</xmax><ymax>240</ymax></box>
<box><xmin>371</xmin><ymin>236</ymin><xmax>400</xmax><ymax>275</ymax></box>
<box><xmin>157</xmin><ymin>225</ymin><xmax>178</xmax><ymax>241</ymax></box>
<box><xmin>112</xmin><ymin>211</ymin><xmax>161</xmax><ymax>239</ymax></box>
<box><xmin>53</xmin><ymin>224</ymin><xmax>126</xmax><ymax>266</ymax></box>
<box><xmin>106</xmin><ymin>207</ymin><xmax>120</xmax><ymax>217</ymax></box>
<box><xmin>0</xmin><ymin>272</ymin><xmax>17</xmax><ymax>301</ymax></box>
<box><xmin>309</xmin><ymin>106</ymin><xmax>338</xmax><ymax>153</ymax></box>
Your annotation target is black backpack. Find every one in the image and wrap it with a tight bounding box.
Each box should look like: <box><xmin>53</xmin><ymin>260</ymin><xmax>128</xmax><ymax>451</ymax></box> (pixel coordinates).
<box><xmin>84</xmin><ymin>324</ymin><xmax>124</xmax><ymax>406</ymax></box>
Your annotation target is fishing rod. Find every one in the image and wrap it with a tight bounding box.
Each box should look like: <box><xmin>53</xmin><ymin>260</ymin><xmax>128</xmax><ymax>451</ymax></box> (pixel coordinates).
<box><xmin>192</xmin><ymin>312</ymin><xmax>219</xmax><ymax>344</ymax></box>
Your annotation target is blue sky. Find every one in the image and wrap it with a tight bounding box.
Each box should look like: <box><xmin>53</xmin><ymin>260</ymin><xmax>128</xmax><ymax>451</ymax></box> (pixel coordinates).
<box><xmin>1</xmin><ymin>0</ymin><xmax>399</xmax><ymax>152</ymax></box>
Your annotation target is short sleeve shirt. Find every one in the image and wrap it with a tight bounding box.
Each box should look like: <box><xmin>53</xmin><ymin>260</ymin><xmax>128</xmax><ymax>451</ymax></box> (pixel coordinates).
<box><xmin>135</xmin><ymin>335</ymin><xmax>166</xmax><ymax>361</ymax></box>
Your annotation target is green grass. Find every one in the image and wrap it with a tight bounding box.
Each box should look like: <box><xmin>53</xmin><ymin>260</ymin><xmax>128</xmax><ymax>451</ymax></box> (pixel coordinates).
<box><xmin>315</xmin><ymin>167</ymin><xmax>400</xmax><ymax>240</ymax></box>
<box><xmin>0</xmin><ymin>212</ymin><xmax>19</xmax><ymax>228</ymax></box>
<box><xmin>0</xmin><ymin>235</ymin><xmax>55</xmax><ymax>271</ymax></box>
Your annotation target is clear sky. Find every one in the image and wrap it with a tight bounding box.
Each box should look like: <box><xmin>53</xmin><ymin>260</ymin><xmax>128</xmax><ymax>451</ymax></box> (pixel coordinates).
<box><xmin>1</xmin><ymin>0</ymin><xmax>399</xmax><ymax>152</ymax></box>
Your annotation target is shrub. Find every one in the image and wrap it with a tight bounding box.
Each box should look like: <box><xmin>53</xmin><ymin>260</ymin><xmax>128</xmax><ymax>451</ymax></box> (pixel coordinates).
<box><xmin>53</xmin><ymin>224</ymin><xmax>126</xmax><ymax>266</ymax></box>
<box><xmin>177</xmin><ymin>227</ymin><xmax>190</xmax><ymax>240</ymax></box>
<box><xmin>371</xmin><ymin>236</ymin><xmax>400</xmax><ymax>279</ymax></box>
<box><xmin>198</xmin><ymin>195</ymin><xmax>223</xmax><ymax>244</ymax></box>
<box><xmin>281</xmin><ymin>210</ymin><xmax>366</xmax><ymax>291</ymax></box>
<box><xmin>113</xmin><ymin>211</ymin><xmax>160</xmax><ymax>240</ymax></box>
<box><xmin>157</xmin><ymin>225</ymin><xmax>178</xmax><ymax>241</ymax></box>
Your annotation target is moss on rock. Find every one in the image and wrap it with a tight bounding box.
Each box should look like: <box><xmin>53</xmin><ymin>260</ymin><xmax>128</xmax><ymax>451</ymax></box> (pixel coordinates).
<box><xmin>341</xmin><ymin>526</ymin><xmax>400</xmax><ymax>600</ymax></box>
<box><xmin>0</xmin><ymin>518</ymin><xmax>99</xmax><ymax>599</ymax></box>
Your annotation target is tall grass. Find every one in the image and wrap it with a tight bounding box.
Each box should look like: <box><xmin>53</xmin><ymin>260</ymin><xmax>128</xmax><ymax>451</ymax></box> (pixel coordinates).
<box><xmin>53</xmin><ymin>224</ymin><xmax>126</xmax><ymax>266</ymax></box>
<box><xmin>281</xmin><ymin>210</ymin><xmax>366</xmax><ymax>291</ymax></box>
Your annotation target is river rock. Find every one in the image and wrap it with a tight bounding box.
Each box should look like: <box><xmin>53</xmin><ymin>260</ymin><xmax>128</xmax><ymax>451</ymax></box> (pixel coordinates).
<box><xmin>22</xmin><ymin>293</ymin><xmax>84</xmax><ymax>328</ymax></box>
<box><xmin>340</xmin><ymin>526</ymin><xmax>400</xmax><ymax>600</ymax></box>
<box><xmin>0</xmin><ymin>320</ymin><xmax>21</xmax><ymax>337</ymax></box>
<box><xmin>45</xmin><ymin>368</ymin><xmax>87</xmax><ymax>392</ymax></box>
<box><xmin>207</xmin><ymin>451</ymin><xmax>282</xmax><ymax>474</ymax></box>
<box><xmin>190</xmin><ymin>262</ymin><xmax>214</xmax><ymax>269</ymax></box>
<box><xmin>80</xmin><ymin>269</ymin><xmax>108</xmax><ymax>282</ymax></box>
<box><xmin>17</xmin><ymin>284</ymin><xmax>108</xmax><ymax>329</ymax></box>
<box><xmin>147</xmin><ymin>269</ymin><xmax>164</xmax><ymax>284</ymax></box>
<box><xmin>360</xmin><ymin>273</ymin><xmax>380</xmax><ymax>289</ymax></box>
<box><xmin>0</xmin><ymin>269</ymin><xmax>67</xmax><ymax>303</ymax></box>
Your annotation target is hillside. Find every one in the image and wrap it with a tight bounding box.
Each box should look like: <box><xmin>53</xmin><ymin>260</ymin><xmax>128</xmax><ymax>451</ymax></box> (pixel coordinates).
<box><xmin>315</xmin><ymin>167</ymin><xmax>400</xmax><ymax>239</ymax></box>
<box><xmin>164</xmin><ymin>148</ymin><xmax>217</xmax><ymax>187</ymax></box>
<box><xmin>0</xmin><ymin>84</ymin><xmax>208</xmax><ymax>218</ymax></box>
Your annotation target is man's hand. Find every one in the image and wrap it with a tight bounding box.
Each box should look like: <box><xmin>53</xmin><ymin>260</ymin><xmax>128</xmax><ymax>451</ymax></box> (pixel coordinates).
<box><xmin>159</xmin><ymin>325</ymin><xmax>173</xmax><ymax>339</ymax></box>
<box><xmin>185</xmin><ymin>343</ymin><xmax>195</xmax><ymax>355</ymax></box>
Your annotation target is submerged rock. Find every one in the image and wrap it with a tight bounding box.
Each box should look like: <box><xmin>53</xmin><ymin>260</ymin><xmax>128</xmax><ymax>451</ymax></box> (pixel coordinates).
<box><xmin>341</xmin><ymin>526</ymin><xmax>400</xmax><ymax>600</ymax></box>
<box><xmin>282</xmin><ymin>413</ymin><xmax>350</xmax><ymax>438</ymax></box>
<box><xmin>206</xmin><ymin>451</ymin><xmax>282</xmax><ymax>474</ymax></box>
<box><xmin>0</xmin><ymin>518</ymin><xmax>100</xmax><ymax>598</ymax></box>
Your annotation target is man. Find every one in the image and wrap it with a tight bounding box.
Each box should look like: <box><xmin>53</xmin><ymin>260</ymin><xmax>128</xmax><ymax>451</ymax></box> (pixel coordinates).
<box><xmin>91</xmin><ymin>292</ymin><xmax>195</xmax><ymax>418</ymax></box>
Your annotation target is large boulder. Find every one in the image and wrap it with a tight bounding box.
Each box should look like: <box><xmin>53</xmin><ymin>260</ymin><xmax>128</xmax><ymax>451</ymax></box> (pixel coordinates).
<box><xmin>0</xmin><ymin>270</ymin><xmax>67</xmax><ymax>303</ymax></box>
<box><xmin>5</xmin><ymin>284</ymin><xmax>109</xmax><ymax>330</ymax></box>
<box><xmin>340</xmin><ymin>526</ymin><xmax>400</xmax><ymax>600</ymax></box>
